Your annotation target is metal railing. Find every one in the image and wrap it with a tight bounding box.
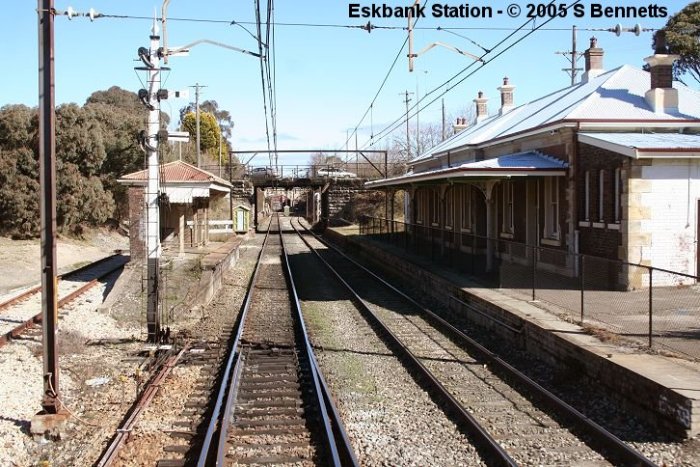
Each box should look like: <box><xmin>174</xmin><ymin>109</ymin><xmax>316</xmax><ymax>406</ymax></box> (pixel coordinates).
<box><xmin>359</xmin><ymin>216</ymin><xmax>700</xmax><ymax>359</ymax></box>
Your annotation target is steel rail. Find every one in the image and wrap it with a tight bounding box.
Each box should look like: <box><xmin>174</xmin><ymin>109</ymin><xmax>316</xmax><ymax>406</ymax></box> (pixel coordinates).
<box><xmin>299</xmin><ymin>218</ymin><xmax>657</xmax><ymax>467</ymax></box>
<box><xmin>196</xmin><ymin>218</ymin><xmax>273</xmax><ymax>467</ymax></box>
<box><xmin>290</xmin><ymin>219</ymin><xmax>517</xmax><ymax>466</ymax></box>
<box><xmin>0</xmin><ymin>256</ymin><xmax>127</xmax><ymax>348</ymax></box>
<box><xmin>95</xmin><ymin>345</ymin><xmax>188</xmax><ymax>467</ymax></box>
<box><xmin>0</xmin><ymin>253</ymin><xmax>124</xmax><ymax>312</ymax></box>
<box><xmin>280</xmin><ymin>217</ymin><xmax>358</xmax><ymax>467</ymax></box>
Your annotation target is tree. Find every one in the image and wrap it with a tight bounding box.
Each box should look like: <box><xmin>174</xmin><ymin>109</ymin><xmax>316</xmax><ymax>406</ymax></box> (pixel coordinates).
<box><xmin>181</xmin><ymin>111</ymin><xmax>220</xmax><ymax>155</ymax></box>
<box><xmin>656</xmin><ymin>2</ymin><xmax>700</xmax><ymax>85</ymax></box>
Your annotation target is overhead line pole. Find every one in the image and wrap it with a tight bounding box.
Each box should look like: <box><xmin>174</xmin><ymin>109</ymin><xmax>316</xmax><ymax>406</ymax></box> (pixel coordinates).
<box><xmin>190</xmin><ymin>83</ymin><xmax>207</xmax><ymax>167</ymax></box>
<box><xmin>37</xmin><ymin>0</ymin><xmax>61</xmax><ymax>417</ymax></box>
<box><xmin>401</xmin><ymin>90</ymin><xmax>414</xmax><ymax>160</ymax></box>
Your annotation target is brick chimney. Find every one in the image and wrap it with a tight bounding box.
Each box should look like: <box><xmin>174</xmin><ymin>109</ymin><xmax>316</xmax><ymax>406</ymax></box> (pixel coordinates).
<box><xmin>644</xmin><ymin>31</ymin><xmax>679</xmax><ymax>114</ymax></box>
<box><xmin>453</xmin><ymin>117</ymin><xmax>468</xmax><ymax>134</ymax></box>
<box><xmin>474</xmin><ymin>91</ymin><xmax>488</xmax><ymax>124</ymax></box>
<box><xmin>498</xmin><ymin>76</ymin><xmax>515</xmax><ymax>115</ymax></box>
<box><xmin>582</xmin><ymin>36</ymin><xmax>604</xmax><ymax>83</ymax></box>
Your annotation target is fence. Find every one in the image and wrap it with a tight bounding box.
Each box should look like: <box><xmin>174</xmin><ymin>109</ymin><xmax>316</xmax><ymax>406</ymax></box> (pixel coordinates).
<box><xmin>359</xmin><ymin>216</ymin><xmax>700</xmax><ymax>359</ymax></box>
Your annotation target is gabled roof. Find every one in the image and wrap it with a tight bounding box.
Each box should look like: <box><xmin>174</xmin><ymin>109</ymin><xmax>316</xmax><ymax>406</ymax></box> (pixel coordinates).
<box><xmin>413</xmin><ymin>65</ymin><xmax>700</xmax><ymax>163</ymax></box>
<box><xmin>119</xmin><ymin>160</ymin><xmax>232</xmax><ymax>187</ymax></box>
<box><xmin>366</xmin><ymin>151</ymin><xmax>567</xmax><ymax>188</ymax></box>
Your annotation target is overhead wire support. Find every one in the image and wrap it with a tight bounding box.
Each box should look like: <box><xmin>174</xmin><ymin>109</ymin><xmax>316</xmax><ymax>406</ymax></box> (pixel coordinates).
<box><xmin>363</xmin><ymin>0</ymin><xmax>584</xmax><ymax>149</ymax></box>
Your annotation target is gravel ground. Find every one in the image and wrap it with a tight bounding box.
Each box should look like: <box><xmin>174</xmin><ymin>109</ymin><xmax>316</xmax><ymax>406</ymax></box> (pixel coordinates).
<box><xmin>0</xmin><ymin>231</ymin><xmax>247</xmax><ymax>466</ymax></box>
<box><xmin>0</xmin><ymin>272</ymin><xmax>143</xmax><ymax>467</ymax></box>
<box><xmin>285</xmin><ymin>229</ymin><xmax>485</xmax><ymax>466</ymax></box>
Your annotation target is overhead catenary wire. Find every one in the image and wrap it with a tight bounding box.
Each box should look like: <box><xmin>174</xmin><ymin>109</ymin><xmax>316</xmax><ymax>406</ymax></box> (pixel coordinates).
<box><xmin>361</xmin><ymin>0</ymin><xmax>585</xmax><ymax>150</ymax></box>
<box><xmin>253</xmin><ymin>0</ymin><xmax>273</xmax><ymax>168</ymax></box>
<box><xmin>342</xmin><ymin>0</ymin><xmax>431</xmax><ymax>152</ymax></box>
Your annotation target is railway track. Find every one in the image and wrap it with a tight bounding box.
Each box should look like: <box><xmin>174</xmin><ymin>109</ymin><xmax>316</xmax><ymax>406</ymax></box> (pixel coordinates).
<box><xmin>179</xmin><ymin>215</ymin><xmax>357</xmax><ymax>467</ymax></box>
<box><xmin>289</xmin><ymin>217</ymin><xmax>655</xmax><ymax>467</ymax></box>
<box><xmin>0</xmin><ymin>253</ymin><xmax>128</xmax><ymax>347</ymax></box>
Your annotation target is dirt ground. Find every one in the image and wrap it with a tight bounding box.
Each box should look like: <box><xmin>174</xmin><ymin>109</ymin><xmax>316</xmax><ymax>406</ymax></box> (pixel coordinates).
<box><xmin>0</xmin><ymin>229</ymin><xmax>129</xmax><ymax>296</ymax></box>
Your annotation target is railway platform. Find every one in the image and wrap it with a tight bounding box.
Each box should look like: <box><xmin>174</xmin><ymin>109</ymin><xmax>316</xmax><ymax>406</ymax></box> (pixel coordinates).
<box><xmin>324</xmin><ymin>224</ymin><xmax>700</xmax><ymax>439</ymax></box>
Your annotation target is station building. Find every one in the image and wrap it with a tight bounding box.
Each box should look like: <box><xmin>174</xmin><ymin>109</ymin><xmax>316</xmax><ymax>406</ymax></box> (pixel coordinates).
<box><xmin>367</xmin><ymin>38</ymin><xmax>700</xmax><ymax>288</ymax></box>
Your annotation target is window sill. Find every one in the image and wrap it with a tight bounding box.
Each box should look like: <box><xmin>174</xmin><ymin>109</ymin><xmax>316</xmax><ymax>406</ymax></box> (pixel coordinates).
<box><xmin>460</xmin><ymin>228</ymin><xmax>472</xmax><ymax>234</ymax></box>
<box><xmin>500</xmin><ymin>232</ymin><xmax>514</xmax><ymax>239</ymax></box>
<box><xmin>592</xmin><ymin>222</ymin><xmax>605</xmax><ymax>229</ymax></box>
<box><xmin>445</xmin><ymin>226</ymin><xmax>453</xmax><ymax>231</ymax></box>
<box><xmin>578</xmin><ymin>221</ymin><xmax>590</xmax><ymax>228</ymax></box>
<box><xmin>607</xmin><ymin>223</ymin><xmax>620</xmax><ymax>230</ymax></box>
<box><xmin>541</xmin><ymin>238</ymin><xmax>561</xmax><ymax>247</ymax></box>
<box><xmin>431</xmin><ymin>222</ymin><xmax>440</xmax><ymax>227</ymax></box>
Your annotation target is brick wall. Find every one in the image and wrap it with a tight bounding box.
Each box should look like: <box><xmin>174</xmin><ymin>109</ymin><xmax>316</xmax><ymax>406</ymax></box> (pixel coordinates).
<box><xmin>576</xmin><ymin>143</ymin><xmax>625</xmax><ymax>259</ymax></box>
<box><xmin>128</xmin><ymin>186</ymin><xmax>145</xmax><ymax>261</ymax></box>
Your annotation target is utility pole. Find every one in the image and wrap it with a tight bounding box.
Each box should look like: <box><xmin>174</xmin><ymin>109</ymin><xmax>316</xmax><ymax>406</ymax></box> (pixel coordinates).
<box><xmin>190</xmin><ymin>83</ymin><xmax>206</xmax><ymax>167</ymax></box>
<box><xmin>441</xmin><ymin>98</ymin><xmax>446</xmax><ymax>141</ymax></box>
<box><xmin>555</xmin><ymin>25</ymin><xmax>583</xmax><ymax>86</ymax></box>
<box><xmin>400</xmin><ymin>91</ymin><xmax>414</xmax><ymax>160</ymax></box>
<box><xmin>37</xmin><ymin>0</ymin><xmax>61</xmax><ymax>418</ymax></box>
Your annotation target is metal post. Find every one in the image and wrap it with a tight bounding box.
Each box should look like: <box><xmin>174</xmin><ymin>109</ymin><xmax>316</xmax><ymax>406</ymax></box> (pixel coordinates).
<box><xmin>195</xmin><ymin>82</ymin><xmax>201</xmax><ymax>167</ymax></box>
<box><xmin>648</xmin><ymin>267</ymin><xmax>653</xmax><ymax>348</ymax></box>
<box><xmin>580</xmin><ymin>255</ymin><xmax>585</xmax><ymax>322</ymax></box>
<box><xmin>254</xmin><ymin>187</ymin><xmax>259</xmax><ymax>230</ymax></box>
<box><xmin>38</xmin><ymin>0</ymin><xmax>60</xmax><ymax>414</ymax></box>
<box><xmin>228</xmin><ymin>159</ymin><xmax>233</xmax><ymax>223</ymax></box>
<box><xmin>532</xmin><ymin>245</ymin><xmax>537</xmax><ymax>301</ymax></box>
<box><xmin>145</xmin><ymin>18</ymin><xmax>162</xmax><ymax>344</ymax></box>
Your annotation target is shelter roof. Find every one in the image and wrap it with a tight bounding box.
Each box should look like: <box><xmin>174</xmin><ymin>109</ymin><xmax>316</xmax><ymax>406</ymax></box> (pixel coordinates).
<box><xmin>366</xmin><ymin>151</ymin><xmax>567</xmax><ymax>188</ymax></box>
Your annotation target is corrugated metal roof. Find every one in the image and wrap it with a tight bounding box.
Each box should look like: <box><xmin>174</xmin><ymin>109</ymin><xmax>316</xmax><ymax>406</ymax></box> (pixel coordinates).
<box><xmin>413</xmin><ymin>65</ymin><xmax>700</xmax><ymax>163</ymax></box>
<box><xmin>120</xmin><ymin>160</ymin><xmax>232</xmax><ymax>187</ymax></box>
<box><xmin>579</xmin><ymin>132</ymin><xmax>700</xmax><ymax>150</ymax></box>
<box><xmin>458</xmin><ymin>152</ymin><xmax>568</xmax><ymax>169</ymax></box>
<box><xmin>367</xmin><ymin>151</ymin><xmax>566</xmax><ymax>188</ymax></box>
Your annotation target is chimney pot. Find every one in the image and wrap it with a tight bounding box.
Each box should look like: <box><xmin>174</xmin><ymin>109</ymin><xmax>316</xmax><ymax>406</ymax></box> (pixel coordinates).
<box><xmin>498</xmin><ymin>77</ymin><xmax>515</xmax><ymax>115</ymax></box>
<box><xmin>644</xmin><ymin>36</ymin><xmax>679</xmax><ymax>113</ymax></box>
<box><xmin>474</xmin><ymin>91</ymin><xmax>488</xmax><ymax>123</ymax></box>
<box><xmin>582</xmin><ymin>36</ymin><xmax>604</xmax><ymax>83</ymax></box>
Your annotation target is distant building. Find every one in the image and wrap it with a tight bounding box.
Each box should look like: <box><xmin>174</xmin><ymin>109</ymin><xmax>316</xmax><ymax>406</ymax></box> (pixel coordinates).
<box><xmin>367</xmin><ymin>38</ymin><xmax>700</xmax><ymax>288</ymax></box>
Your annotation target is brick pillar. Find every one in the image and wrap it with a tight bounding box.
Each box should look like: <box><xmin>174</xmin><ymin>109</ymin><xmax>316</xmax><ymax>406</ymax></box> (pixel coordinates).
<box><xmin>128</xmin><ymin>187</ymin><xmax>145</xmax><ymax>262</ymax></box>
<box><xmin>623</xmin><ymin>160</ymin><xmax>653</xmax><ymax>289</ymax></box>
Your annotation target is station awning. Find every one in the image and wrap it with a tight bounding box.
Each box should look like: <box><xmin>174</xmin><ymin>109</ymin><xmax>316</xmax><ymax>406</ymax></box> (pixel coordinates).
<box><xmin>365</xmin><ymin>151</ymin><xmax>568</xmax><ymax>188</ymax></box>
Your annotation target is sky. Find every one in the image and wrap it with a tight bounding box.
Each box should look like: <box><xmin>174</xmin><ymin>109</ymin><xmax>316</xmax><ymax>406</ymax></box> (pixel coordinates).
<box><xmin>0</xmin><ymin>1</ymin><xmax>693</xmax><ymax>166</ymax></box>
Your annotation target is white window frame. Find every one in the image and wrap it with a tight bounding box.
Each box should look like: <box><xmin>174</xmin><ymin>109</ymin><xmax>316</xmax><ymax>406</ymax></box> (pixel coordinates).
<box><xmin>416</xmin><ymin>190</ymin><xmax>424</xmax><ymax>224</ymax></box>
<box><xmin>430</xmin><ymin>189</ymin><xmax>440</xmax><ymax>226</ymax></box>
<box><xmin>598</xmin><ymin>169</ymin><xmax>605</xmax><ymax>222</ymax></box>
<box><xmin>544</xmin><ymin>177</ymin><xmax>560</xmax><ymax>240</ymax></box>
<box><xmin>584</xmin><ymin>170</ymin><xmax>590</xmax><ymax>221</ymax></box>
<box><xmin>460</xmin><ymin>185</ymin><xmax>472</xmax><ymax>231</ymax></box>
<box><xmin>614</xmin><ymin>168</ymin><xmax>621</xmax><ymax>223</ymax></box>
<box><xmin>501</xmin><ymin>181</ymin><xmax>514</xmax><ymax>234</ymax></box>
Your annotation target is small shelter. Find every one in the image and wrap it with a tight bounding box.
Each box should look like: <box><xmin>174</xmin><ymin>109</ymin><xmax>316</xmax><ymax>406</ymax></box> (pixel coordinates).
<box><xmin>118</xmin><ymin>160</ymin><xmax>232</xmax><ymax>258</ymax></box>
<box><xmin>233</xmin><ymin>204</ymin><xmax>251</xmax><ymax>233</ymax></box>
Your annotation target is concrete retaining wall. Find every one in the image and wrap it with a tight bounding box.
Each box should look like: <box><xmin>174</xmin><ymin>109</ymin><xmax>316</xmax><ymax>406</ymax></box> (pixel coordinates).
<box><xmin>190</xmin><ymin>238</ymin><xmax>242</xmax><ymax>307</ymax></box>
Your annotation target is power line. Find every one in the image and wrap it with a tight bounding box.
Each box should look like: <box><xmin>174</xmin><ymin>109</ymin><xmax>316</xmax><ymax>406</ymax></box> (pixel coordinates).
<box><xmin>363</xmin><ymin>0</ymin><xmax>585</xmax><ymax>150</ymax></box>
<box><xmin>49</xmin><ymin>9</ymin><xmax>651</xmax><ymax>34</ymax></box>
<box><xmin>342</xmin><ymin>0</ymin><xmax>431</xmax><ymax>151</ymax></box>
